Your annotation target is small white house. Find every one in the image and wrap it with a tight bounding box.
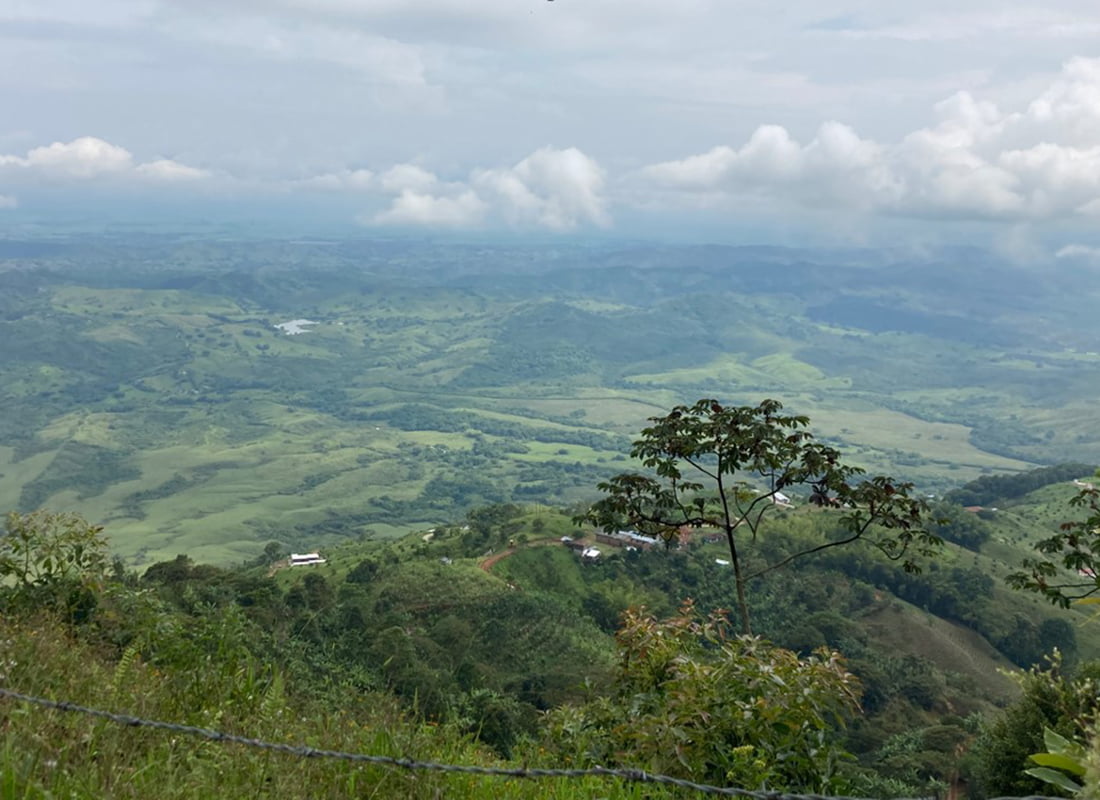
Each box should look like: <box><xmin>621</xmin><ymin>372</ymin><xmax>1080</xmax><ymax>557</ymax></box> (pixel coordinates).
<box><xmin>581</xmin><ymin>547</ymin><xmax>601</xmax><ymax>561</ymax></box>
<box><xmin>289</xmin><ymin>552</ymin><xmax>327</xmax><ymax>566</ymax></box>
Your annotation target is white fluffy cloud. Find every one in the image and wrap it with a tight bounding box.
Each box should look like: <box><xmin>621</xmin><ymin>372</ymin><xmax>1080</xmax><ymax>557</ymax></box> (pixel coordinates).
<box><xmin>643</xmin><ymin>123</ymin><xmax>896</xmax><ymax>210</ymax></box>
<box><xmin>0</xmin><ymin>136</ymin><xmax>209</xmax><ymax>183</ymax></box>
<box><xmin>473</xmin><ymin>147</ymin><xmax>609</xmax><ymax>230</ymax></box>
<box><xmin>0</xmin><ymin>194</ymin><xmax>16</xmax><ymax>209</ymax></box>
<box><xmin>640</xmin><ymin>57</ymin><xmax>1100</xmax><ymax>223</ymax></box>
<box><xmin>371</xmin><ymin>188</ymin><xmax>485</xmax><ymax>228</ymax></box>
<box><xmin>15</xmin><ymin>55</ymin><xmax>1100</xmax><ymax>235</ymax></box>
<box><xmin>0</xmin><ymin>135</ymin><xmax>607</xmax><ymax>231</ymax></box>
<box><xmin>368</xmin><ymin>164</ymin><xmax>479</xmax><ymax>227</ymax></box>
<box><xmin>22</xmin><ymin>137</ymin><xmax>133</xmax><ymax>177</ymax></box>
<box><xmin>369</xmin><ymin>147</ymin><xmax>610</xmax><ymax>230</ymax></box>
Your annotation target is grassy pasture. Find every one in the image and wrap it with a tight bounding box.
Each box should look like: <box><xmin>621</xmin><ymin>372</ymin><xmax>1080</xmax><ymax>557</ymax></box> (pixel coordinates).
<box><xmin>804</xmin><ymin>407</ymin><xmax>1033</xmax><ymax>470</ymax></box>
<box><xmin>855</xmin><ymin>600</ymin><xmax>1019</xmax><ymax>701</ymax></box>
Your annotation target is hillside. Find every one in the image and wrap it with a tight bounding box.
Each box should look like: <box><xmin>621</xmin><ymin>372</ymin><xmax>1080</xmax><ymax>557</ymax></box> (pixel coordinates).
<box><xmin>6</xmin><ymin>477</ymin><xmax>1100</xmax><ymax>798</ymax></box>
<box><xmin>4</xmin><ymin>236</ymin><xmax>1100</xmax><ymax>565</ymax></box>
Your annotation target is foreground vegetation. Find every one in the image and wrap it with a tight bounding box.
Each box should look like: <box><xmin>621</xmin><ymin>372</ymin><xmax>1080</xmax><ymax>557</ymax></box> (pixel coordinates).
<box><xmin>0</xmin><ymin>510</ymin><xmax>862</xmax><ymax>798</ymax></box>
<box><xmin>5</xmin><ymin>459</ymin><xmax>1100</xmax><ymax>798</ymax></box>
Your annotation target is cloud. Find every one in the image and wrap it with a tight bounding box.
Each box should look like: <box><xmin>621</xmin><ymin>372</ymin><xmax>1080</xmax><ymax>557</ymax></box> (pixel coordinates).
<box><xmin>638</xmin><ymin>57</ymin><xmax>1100</xmax><ymax>223</ymax></box>
<box><xmin>135</xmin><ymin>159</ymin><xmax>211</xmax><ymax>182</ymax></box>
<box><xmin>369</xmin><ymin>147</ymin><xmax>610</xmax><ymax>230</ymax></box>
<box><xmin>156</xmin><ymin>10</ymin><xmax>439</xmax><ymax>106</ymax></box>
<box><xmin>9</xmin><ymin>136</ymin><xmax>134</xmax><ymax>178</ymax></box>
<box><xmin>1055</xmin><ymin>243</ymin><xmax>1100</xmax><ymax>263</ymax></box>
<box><xmin>379</xmin><ymin>164</ymin><xmax>437</xmax><ymax>193</ymax></box>
<box><xmin>1024</xmin><ymin>57</ymin><xmax>1100</xmax><ymax>146</ymax></box>
<box><xmin>0</xmin><ymin>194</ymin><xmax>16</xmax><ymax>209</ymax></box>
<box><xmin>369</xmin><ymin>164</ymin><xmax>480</xmax><ymax>227</ymax></box>
<box><xmin>642</xmin><ymin>122</ymin><xmax>898</xmax><ymax>211</ymax></box>
<box><xmin>19</xmin><ymin>54</ymin><xmax>1100</xmax><ymax>236</ymax></box>
<box><xmin>824</xmin><ymin>9</ymin><xmax>1100</xmax><ymax>43</ymax></box>
<box><xmin>1</xmin><ymin>0</ymin><xmax>156</xmax><ymax>28</ymax></box>
<box><xmin>0</xmin><ymin>134</ymin><xmax>606</xmax><ymax>231</ymax></box>
<box><xmin>371</xmin><ymin>188</ymin><xmax>485</xmax><ymax>228</ymax></box>
<box><xmin>291</xmin><ymin>168</ymin><xmax>374</xmax><ymax>192</ymax></box>
<box><xmin>0</xmin><ymin>136</ymin><xmax>209</xmax><ymax>184</ymax></box>
<box><xmin>163</xmin><ymin>0</ymin><xmax>714</xmax><ymax>53</ymax></box>
<box><xmin>473</xmin><ymin>147</ymin><xmax>609</xmax><ymax>230</ymax></box>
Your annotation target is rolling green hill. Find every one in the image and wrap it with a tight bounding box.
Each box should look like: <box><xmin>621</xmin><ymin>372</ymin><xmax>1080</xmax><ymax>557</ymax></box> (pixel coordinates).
<box><xmin>131</xmin><ymin>484</ymin><xmax>1100</xmax><ymax>793</ymax></box>
<box><xmin>3</xmin><ymin>235</ymin><xmax>1100</xmax><ymax>565</ymax></box>
<box><xmin>4</xmin><ymin>468</ymin><xmax>1100</xmax><ymax>798</ymax></box>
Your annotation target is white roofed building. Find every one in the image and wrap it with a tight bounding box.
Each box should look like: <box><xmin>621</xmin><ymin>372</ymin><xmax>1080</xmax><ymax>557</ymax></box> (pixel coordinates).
<box><xmin>289</xmin><ymin>552</ymin><xmax>327</xmax><ymax>566</ymax></box>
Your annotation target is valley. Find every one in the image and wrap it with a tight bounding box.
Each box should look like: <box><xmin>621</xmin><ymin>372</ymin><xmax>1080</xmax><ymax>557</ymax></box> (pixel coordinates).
<box><xmin>4</xmin><ymin>234</ymin><xmax>1100</xmax><ymax>797</ymax></box>
<box><xmin>3</xmin><ymin>235</ymin><xmax>1098</xmax><ymax>566</ymax></box>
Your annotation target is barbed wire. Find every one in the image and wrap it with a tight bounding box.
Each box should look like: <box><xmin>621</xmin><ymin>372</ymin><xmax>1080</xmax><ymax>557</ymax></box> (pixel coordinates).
<box><xmin>0</xmin><ymin>687</ymin><xmax>1063</xmax><ymax>800</ymax></box>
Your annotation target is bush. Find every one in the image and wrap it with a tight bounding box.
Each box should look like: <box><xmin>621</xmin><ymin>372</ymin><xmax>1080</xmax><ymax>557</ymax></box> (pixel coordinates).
<box><xmin>0</xmin><ymin>510</ymin><xmax>109</xmax><ymax>618</ymax></box>
<box><xmin>545</xmin><ymin>602</ymin><xmax>861</xmax><ymax>791</ymax></box>
<box><xmin>968</xmin><ymin>655</ymin><xmax>1100</xmax><ymax>797</ymax></box>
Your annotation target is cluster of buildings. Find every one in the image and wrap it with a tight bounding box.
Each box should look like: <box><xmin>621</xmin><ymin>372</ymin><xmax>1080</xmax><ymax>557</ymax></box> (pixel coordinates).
<box><xmin>561</xmin><ymin>529</ymin><xmax>664</xmax><ymax>561</ymax></box>
<box><xmin>595</xmin><ymin>530</ymin><xmax>662</xmax><ymax>550</ymax></box>
<box><xmin>565</xmin><ymin>492</ymin><xmax>793</xmax><ymax>560</ymax></box>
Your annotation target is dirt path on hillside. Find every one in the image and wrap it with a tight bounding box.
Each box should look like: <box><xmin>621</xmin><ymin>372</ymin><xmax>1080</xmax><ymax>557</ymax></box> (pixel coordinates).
<box><xmin>479</xmin><ymin>548</ymin><xmax>516</xmax><ymax>571</ymax></box>
<box><xmin>478</xmin><ymin>537</ymin><xmax>567</xmax><ymax>572</ymax></box>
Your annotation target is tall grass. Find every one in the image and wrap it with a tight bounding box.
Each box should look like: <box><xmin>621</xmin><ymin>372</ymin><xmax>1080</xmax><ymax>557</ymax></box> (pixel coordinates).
<box><xmin>0</xmin><ymin>615</ymin><xmax>660</xmax><ymax>799</ymax></box>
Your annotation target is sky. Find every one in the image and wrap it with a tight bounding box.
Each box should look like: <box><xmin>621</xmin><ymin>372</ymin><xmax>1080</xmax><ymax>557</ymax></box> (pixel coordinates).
<box><xmin>4</xmin><ymin>0</ymin><xmax>1100</xmax><ymax>255</ymax></box>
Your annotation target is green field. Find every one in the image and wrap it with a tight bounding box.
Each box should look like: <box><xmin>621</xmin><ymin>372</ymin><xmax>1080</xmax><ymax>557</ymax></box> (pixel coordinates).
<box><xmin>3</xmin><ymin>236</ymin><xmax>1100</xmax><ymax>564</ymax></box>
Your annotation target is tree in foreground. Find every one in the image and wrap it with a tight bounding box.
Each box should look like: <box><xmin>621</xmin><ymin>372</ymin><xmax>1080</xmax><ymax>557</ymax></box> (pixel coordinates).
<box><xmin>1009</xmin><ymin>473</ymin><xmax>1100</xmax><ymax>607</ymax></box>
<box><xmin>993</xmin><ymin>472</ymin><xmax>1100</xmax><ymax>797</ymax></box>
<box><xmin>580</xmin><ymin>398</ymin><xmax>938</xmax><ymax>634</ymax></box>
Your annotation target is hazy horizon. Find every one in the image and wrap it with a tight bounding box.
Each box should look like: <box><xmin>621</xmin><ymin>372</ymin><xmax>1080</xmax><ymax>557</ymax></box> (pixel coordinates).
<box><xmin>6</xmin><ymin>1</ymin><xmax>1100</xmax><ymax>260</ymax></box>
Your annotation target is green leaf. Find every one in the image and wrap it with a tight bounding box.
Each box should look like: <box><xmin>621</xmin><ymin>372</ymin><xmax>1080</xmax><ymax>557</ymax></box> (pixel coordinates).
<box><xmin>1031</xmin><ymin>753</ymin><xmax>1087</xmax><ymax>776</ymax></box>
<box><xmin>1025</xmin><ymin>767</ymin><xmax>1082</xmax><ymax>794</ymax></box>
<box><xmin>1043</xmin><ymin>728</ymin><xmax>1087</xmax><ymax>764</ymax></box>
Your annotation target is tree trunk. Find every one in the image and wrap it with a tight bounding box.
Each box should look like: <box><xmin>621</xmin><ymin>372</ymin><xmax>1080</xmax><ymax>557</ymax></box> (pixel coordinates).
<box><xmin>726</xmin><ymin>529</ymin><xmax>752</xmax><ymax>635</ymax></box>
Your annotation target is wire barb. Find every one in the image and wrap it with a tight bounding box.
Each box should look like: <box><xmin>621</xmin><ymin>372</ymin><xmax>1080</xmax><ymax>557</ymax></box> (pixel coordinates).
<box><xmin>0</xmin><ymin>686</ymin><xmax>1065</xmax><ymax>800</ymax></box>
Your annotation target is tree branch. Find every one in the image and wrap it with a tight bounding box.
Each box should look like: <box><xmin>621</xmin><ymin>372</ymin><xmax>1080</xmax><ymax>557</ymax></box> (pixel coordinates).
<box><xmin>682</xmin><ymin>456</ymin><xmax>718</xmax><ymax>482</ymax></box>
<box><xmin>737</xmin><ymin>491</ymin><xmax>776</xmax><ymax>542</ymax></box>
<box><xmin>746</xmin><ymin>517</ymin><xmax>875</xmax><ymax>580</ymax></box>
<box><xmin>627</xmin><ymin>503</ymin><xmax>710</xmax><ymax>531</ymax></box>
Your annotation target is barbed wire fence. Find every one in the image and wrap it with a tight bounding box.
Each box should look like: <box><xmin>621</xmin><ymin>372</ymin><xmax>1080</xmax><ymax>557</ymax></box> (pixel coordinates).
<box><xmin>0</xmin><ymin>687</ymin><xmax>1064</xmax><ymax>800</ymax></box>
